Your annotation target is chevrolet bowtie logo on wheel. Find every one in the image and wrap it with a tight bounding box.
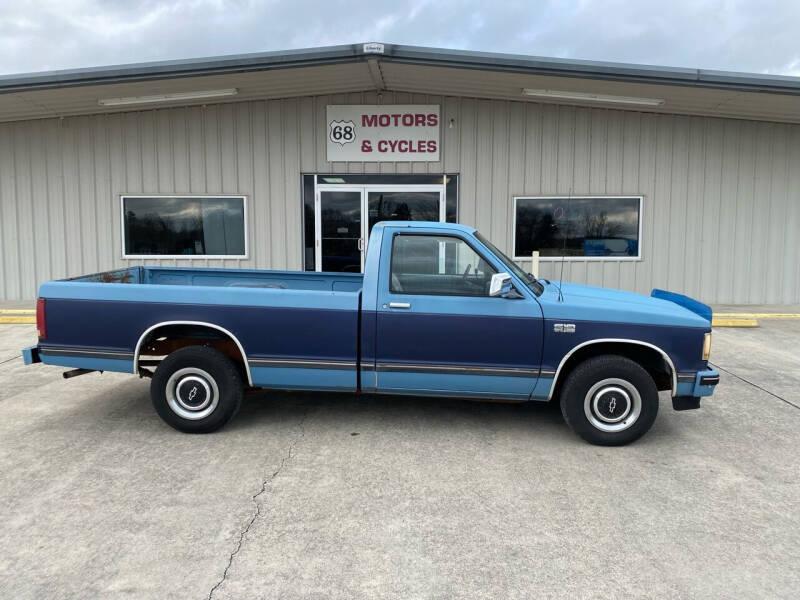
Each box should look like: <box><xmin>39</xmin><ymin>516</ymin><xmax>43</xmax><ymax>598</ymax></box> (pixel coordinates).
<box><xmin>188</xmin><ymin>386</ymin><xmax>198</xmax><ymax>402</ymax></box>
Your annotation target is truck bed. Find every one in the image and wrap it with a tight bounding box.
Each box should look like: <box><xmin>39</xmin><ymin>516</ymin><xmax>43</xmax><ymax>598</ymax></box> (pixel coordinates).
<box><xmin>66</xmin><ymin>266</ymin><xmax>364</xmax><ymax>292</ymax></box>
<box><xmin>36</xmin><ymin>265</ymin><xmax>364</xmax><ymax>392</ymax></box>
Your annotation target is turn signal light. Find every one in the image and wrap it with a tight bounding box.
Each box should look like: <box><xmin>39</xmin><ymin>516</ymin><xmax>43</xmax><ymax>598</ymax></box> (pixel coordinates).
<box><xmin>702</xmin><ymin>332</ymin><xmax>712</xmax><ymax>361</ymax></box>
<box><xmin>36</xmin><ymin>297</ymin><xmax>46</xmax><ymax>340</ymax></box>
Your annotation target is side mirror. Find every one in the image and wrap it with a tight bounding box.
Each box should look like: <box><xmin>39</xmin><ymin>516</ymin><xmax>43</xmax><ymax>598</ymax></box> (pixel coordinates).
<box><xmin>489</xmin><ymin>272</ymin><xmax>513</xmax><ymax>297</ymax></box>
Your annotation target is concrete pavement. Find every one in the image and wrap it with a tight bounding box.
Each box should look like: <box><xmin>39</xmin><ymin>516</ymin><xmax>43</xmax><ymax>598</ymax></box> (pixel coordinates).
<box><xmin>0</xmin><ymin>321</ymin><xmax>799</xmax><ymax>599</ymax></box>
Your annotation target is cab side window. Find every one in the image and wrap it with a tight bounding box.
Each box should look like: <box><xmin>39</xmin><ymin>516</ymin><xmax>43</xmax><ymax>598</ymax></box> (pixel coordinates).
<box><xmin>390</xmin><ymin>234</ymin><xmax>496</xmax><ymax>296</ymax></box>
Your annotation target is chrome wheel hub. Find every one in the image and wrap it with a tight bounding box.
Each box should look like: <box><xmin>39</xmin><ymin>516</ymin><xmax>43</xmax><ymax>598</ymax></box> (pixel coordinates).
<box><xmin>166</xmin><ymin>367</ymin><xmax>219</xmax><ymax>420</ymax></box>
<box><xmin>584</xmin><ymin>378</ymin><xmax>641</xmax><ymax>433</ymax></box>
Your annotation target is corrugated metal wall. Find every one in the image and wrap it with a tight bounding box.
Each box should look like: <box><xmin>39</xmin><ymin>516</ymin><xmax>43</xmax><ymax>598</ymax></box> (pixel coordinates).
<box><xmin>1</xmin><ymin>91</ymin><xmax>799</xmax><ymax>303</ymax></box>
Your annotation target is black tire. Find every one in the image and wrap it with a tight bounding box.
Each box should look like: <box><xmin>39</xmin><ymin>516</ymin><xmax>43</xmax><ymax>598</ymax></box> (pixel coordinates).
<box><xmin>151</xmin><ymin>346</ymin><xmax>243</xmax><ymax>433</ymax></box>
<box><xmin>559</xmin><ymin>354</ymin><xmax>659</xmax><ymax>446</ymax></box>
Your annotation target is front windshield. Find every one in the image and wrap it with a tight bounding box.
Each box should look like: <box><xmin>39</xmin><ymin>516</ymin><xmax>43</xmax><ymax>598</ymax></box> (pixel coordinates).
<box><xmin>475</xmin><ymin>232</ymin><xmax>544</xmax><ymax>296</ymax></box>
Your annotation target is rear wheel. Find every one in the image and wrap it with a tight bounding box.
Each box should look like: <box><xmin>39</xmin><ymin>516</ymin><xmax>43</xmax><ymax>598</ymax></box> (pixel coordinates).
<box><xmin>151</xmin><ymin>346</ymin><xmax>243</xmax><ymax>433</ymax></box>
<box><xmin>559</xmin><ymin>355</ymin><xmax>659</xmax><ymax>446</ymax></box>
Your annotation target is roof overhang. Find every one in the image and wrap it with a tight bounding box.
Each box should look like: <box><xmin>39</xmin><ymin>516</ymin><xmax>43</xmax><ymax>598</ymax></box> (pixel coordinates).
<box><xmin>2</xmin><ymin>42</ymin><xmax>800</xmax><ymax>123</ymax></box>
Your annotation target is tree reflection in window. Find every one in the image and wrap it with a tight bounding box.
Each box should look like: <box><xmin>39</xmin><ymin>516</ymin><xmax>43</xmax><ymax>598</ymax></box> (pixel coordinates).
<box><xmin>514</xmin><ymin>197</ymin><xmax>641</xmax><ymax>259</ymax></box>
<box><xmin>123</xmin><ymin>196</ymin><xmax>246</xmax><ymax>257</ymax></box>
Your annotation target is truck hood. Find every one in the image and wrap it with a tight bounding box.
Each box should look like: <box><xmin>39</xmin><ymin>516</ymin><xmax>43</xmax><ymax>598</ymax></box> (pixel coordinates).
<box><xmin>538</xmin><ymin>281</ymin><xmax>711</xmax><ymax>328</ymax></box>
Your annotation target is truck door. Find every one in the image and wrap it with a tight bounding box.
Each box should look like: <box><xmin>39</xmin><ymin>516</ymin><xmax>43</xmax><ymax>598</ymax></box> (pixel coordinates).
<box><xmin>374</xmin><ymin>231</ymin><xmax>543</xmax><ymax>399</ymax></box>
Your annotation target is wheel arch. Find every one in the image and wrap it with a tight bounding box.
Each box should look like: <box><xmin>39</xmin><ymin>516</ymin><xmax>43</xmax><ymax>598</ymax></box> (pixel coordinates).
<box><xmin>133</xmin><ymin>321</ymin><xmax>253</xmax><ymax>386</ymax></box>
<box><xmin>547</xmin><ymin>338</ymin><xmax>677</xmax><ymax>401</ymax></box>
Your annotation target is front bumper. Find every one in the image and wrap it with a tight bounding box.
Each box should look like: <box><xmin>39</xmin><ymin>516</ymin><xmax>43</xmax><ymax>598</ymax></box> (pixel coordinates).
<box><xmin>22</xmin><ymin>345</ymin><xmax>41</xmax><ymax>365</ymax></box>
<box><xmin>673</xmin><ymin>368</ymin><xmax>719</xmax><ymax>410</ymax></box>
<box><xmin>695</xmin><ymin>369</ymin><xmax>720</xmax><ymax>395</ymax></box>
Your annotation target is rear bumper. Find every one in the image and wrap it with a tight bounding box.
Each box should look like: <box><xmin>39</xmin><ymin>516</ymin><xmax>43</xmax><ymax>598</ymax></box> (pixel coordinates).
<box><xmin>673</xmin><ymin>368</ymin><xmax>719</xmax><ymax>410</ymax></box>
<box><xmin>22</xmin><ymin>345</ymin><xmax>41</xmax><ymax>365</ymax></box>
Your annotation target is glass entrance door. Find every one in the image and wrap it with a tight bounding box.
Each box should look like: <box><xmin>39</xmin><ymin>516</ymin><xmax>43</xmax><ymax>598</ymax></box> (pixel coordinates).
<box><xmin>315</xmin><ymin>184</ymin><xmax>445</xmax><ymax>273</ymax></box>
<box><xmin>315</xmin><ymin>190</ymin><xmax>364</xmax><ymax>272</ymax></box>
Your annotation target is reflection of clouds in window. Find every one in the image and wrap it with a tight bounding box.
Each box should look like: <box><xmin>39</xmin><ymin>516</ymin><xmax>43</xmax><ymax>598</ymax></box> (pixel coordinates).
<box><xmin>515</xmin><ymin>197</ymin><xmax>640</xmax><ymax>258</ymax></box>
<box><xmin>123</xmin><ymin>196</ymin><xmax>245</xmax><ymax>256</ymax></box>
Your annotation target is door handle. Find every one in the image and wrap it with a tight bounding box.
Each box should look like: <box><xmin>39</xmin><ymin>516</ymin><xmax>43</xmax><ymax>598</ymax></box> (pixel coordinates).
<box><xmin>357</xmin><ymin>238</ymin><xmax>365</xmax><ymax>252</ymax></box>
<box><xmin>389</xmin><ymin>302</ymin><xmax>411</xmax><ymax>309</ymax></box>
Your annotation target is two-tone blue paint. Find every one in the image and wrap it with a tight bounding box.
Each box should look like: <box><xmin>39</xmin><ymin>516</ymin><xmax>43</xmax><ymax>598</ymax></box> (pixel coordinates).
<box><xmin>26</xmin><ymin>221</ymin><xmax>718</xmax><ymax>407</ymax></box>
<box><xmin>676</xmin><ymin>368</ymin><xmax>720</xmax><ymax>397</ymax></box>
<box><xmin>39</xmin><ymin>295</ymin><xmax>360</xmax><ymax>390</ymax></box>
<box><xmin>538</xmin><ymin>318</ymin><xmax>708</xmax><ymax>374</ymax></box>
<box><xmin>358</xmin><ymin>222</ymin><xmax>545</xmax><ymax>397</ymax></box>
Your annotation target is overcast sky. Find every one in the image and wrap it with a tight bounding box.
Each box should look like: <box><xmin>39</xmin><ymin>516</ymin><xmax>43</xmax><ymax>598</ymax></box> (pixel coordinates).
<box><xmin>1</xmin><ymin>0</ymin><xmax>799</xmax><ymax>77</ymax></box>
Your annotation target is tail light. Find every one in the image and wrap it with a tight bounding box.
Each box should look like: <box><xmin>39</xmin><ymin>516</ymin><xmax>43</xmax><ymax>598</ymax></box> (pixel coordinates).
<box><xmin>36</xmin><ymin>297</ymin><xmax>46</xmax><ymax>340</ymax></box>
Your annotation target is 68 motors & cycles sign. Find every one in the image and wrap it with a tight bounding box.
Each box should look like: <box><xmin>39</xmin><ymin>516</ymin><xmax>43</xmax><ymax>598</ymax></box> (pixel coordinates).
<box><xmin>326</xmin><ymin>105</ymin><xmax>440</xmax><ymax>162</ymax></box>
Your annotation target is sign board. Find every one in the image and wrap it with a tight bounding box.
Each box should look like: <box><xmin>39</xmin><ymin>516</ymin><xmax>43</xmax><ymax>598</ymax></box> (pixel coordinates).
<box><xmin>326</xmin><ymin>105</ymin><xmax>440</xmax><ymax>162</ymax></box>
<box><xmin>362</xmin><ymin>42</ymin><xmax>385</xmax><ymax>54</ymax></box>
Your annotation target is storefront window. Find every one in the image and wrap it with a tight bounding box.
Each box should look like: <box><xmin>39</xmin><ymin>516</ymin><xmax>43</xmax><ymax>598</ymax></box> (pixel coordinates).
<box><xmin>122</xmin><ymin>196</ymin><xmax>247</xmax><ymax>258</ymax></box>
<box><xmin>514</xmin><ymin>196</ymin><xmax>642</xmax><ymax>260</ymax></box>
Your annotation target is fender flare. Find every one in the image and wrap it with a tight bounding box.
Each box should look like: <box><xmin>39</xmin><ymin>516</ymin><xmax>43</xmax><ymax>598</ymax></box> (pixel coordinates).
<box><xmin>133</xmin><ymin>320</ymin><xmax>253</xmax><ymax>386</ymax></box>
<box><xmin>547</xmin><ymin>338</ymin><xmax>677</xmax><ymax>400</ymax></box>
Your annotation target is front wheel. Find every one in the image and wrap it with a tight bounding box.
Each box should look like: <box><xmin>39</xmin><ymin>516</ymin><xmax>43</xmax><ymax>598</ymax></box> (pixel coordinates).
<box><xmin>559</xmin><ymin>355</ymin><xmax>659</xmax><ymax>446</ymax></box>
<box><xmin>151</xmin><ymin>346</ymin><xmax>243</xmax><ymax>433</ymax></box>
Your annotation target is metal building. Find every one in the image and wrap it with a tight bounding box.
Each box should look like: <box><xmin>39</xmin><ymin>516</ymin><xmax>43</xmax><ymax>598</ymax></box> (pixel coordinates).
<box><xmin>1</xmin><ymin>42</ymin><xmax>799</xmax><ymax>303</ymax></box>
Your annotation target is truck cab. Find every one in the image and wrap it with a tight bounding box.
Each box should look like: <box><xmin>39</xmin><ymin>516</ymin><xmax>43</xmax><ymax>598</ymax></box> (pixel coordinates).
<box><xmin>360</xmin><ymin>221</ymin><xmax>545</xmax><ymax>399</ymax></box>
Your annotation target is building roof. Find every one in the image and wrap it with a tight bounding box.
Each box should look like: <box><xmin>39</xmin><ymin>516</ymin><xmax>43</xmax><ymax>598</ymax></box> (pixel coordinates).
<box><xmin>2</xmin><ymin>42</ymin><xmax>800</xmax><ymax>123</ymax></box>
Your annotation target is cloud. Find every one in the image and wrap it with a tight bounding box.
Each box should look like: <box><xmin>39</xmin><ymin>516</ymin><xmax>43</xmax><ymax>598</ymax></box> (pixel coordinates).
<box><xmin>0</xmin><ymin>0</ymin><xmax>798</xmax><ymax>76</ymax></box>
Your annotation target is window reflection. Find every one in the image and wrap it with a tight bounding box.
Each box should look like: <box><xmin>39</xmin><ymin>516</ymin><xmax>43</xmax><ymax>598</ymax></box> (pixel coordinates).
<box><xmin>514</xmin><ymin>197</ymin><xmax>641</xmax><ymax>258</ymax></box>
<box><xmin>368</xmin><ymin>192</ymin><xmax>440</xmax><ymax>231</ymax></box>
<box><xmin>123</xmin><ymin>196</ymin><xmax>246</xmax><ymax>257</ymax></box>
<box><xmin>320</xmin><ymin>191</ymin><xmax>361</xmax><ymax>272</ymax></box>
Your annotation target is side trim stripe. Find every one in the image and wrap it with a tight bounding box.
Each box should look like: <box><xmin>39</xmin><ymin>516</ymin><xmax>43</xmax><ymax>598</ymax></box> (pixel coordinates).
<box><xmin>39</xmin><ymin>347</ymin><xmax>134</xmax><ymax>361</ymax></box>
<box><xmin>677</xmin><ymin>372</ymin><xmax>697</xmax><ymax>382</ymax></box>
<box><xmin>249</xmin><ymin>358</ymin><xmax>357</xmax><ymax>370</ymax></box>
<box><xmin>376</xmin><ymin>362</ymin><xmax>538</xmax><ymax>377</ymax></box>
<box><xmin>248</xmin><ymin>359</ymin><xmax>537</xmax><ymax>377</ymax></box>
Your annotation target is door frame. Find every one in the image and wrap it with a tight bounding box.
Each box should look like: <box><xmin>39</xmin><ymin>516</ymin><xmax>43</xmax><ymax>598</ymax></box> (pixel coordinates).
<box><xmin>314</xmin><ymin>181</ymin><xmax>446</xmax><ymax>272</ymax></box>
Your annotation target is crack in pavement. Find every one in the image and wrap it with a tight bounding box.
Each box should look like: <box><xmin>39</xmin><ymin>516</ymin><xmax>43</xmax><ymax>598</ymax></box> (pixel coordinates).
<box><xmin>0</xmin><ymin>355</ymin><xmax>21</xmax><ymax>367</ymax></box>
<box><xmin>711</xmin><ymin>361</ymin><xmax>800</xmax><ymax>411</ymax></box>
<box><xmin>207</xmin><ymin>409</ymin><xmax>309</xmax><ymax>600</ymax></box>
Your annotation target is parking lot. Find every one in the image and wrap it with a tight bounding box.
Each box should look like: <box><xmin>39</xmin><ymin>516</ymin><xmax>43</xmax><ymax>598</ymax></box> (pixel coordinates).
<box><xmin>1</xmin><ymin>319</ymin><xmax>799</xmax><ymax>599</ymax></box>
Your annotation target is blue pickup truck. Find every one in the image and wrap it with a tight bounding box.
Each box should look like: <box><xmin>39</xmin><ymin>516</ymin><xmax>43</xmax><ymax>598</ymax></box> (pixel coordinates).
<box><xmin>23</xmin><ymin>221</ymin><xmax>718</xmax><ymax>445</ymax></box>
